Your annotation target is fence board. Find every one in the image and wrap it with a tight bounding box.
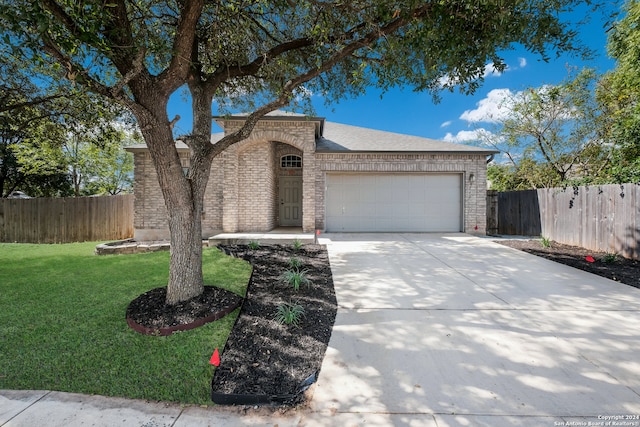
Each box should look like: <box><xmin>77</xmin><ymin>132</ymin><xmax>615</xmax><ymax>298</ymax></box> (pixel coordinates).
<box><xmin>494</xmin><ymin>184</ymin><xmax>640</xmax><ymax>259</ymax></box>
<box><xmin>496</xmin><ymin>190</ymin><xmax>541</xmax><ymax>236</ymax></box>
<box><xmin>0</xmin><ymin>195</ymin><xmax>133</xmax><ymax>243</ymax></box>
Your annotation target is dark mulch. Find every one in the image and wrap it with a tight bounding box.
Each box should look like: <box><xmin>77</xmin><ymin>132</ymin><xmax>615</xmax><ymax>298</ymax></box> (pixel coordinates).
<box><xmin>496</xmin><ymin>239</ymin><xmax>640</xmax><ymax>289</ymax></box>
<box><xmin>125</xmin><ymin>243</ymin><xmax>337</xmax><ymax>405</ymax></box>
<box><xmin>212</xmin><ymin>244</ymin><xmax>337</xmax><ymax>405</ymax></box>
<box><xmin>126</xmin><ymin>286</ymin><xmax>243</xmax><ymax>335</ymax></box>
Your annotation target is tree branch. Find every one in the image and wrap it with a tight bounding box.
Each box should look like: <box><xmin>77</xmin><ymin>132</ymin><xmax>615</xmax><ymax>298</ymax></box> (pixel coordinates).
<box><xmin>206</xmin><ymin>3</ymin><xmax>434</xmax><ymax>159</ymax></box>
<box><xmin>38</xmin><ymin>1</ymin><xmax>142</xmax><ymax>109</ymax></box>
<box><xmin>111</xmin><ymin>47</ymin><xmax>147</xmax><ymax>98</ymax></box>
<box><xmin>39</xmin><ymin>0</ymin><xmax>84</xmax><ymax>40</ymax></box>
<box><xmin>0</xmin><ymin>94</ymin><xmax>65</xmax><ymax>113</ymax></box>
<box><xmin>40</xmin><ymin>35</ymin><xmax>122</xmax><ymax>102</ymax></box>
<box><xmin>156</xmin><ymin>0</ymin><xmax>205</xmax><ymax>93</ymax></box>
<box><xmin>206</xmin><ymin>36</ymin><xmax>314</xmax><ymax>91</ymax></box>
<box><xmin>205</xmin><ymin>4</ymin><xmax>409</xmax><ymax>93</ymax></box>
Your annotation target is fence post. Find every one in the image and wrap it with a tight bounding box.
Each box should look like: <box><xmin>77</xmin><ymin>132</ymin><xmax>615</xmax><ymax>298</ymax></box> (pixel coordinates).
<box><xmin>486</xmin><ymin>190</ymin><xmax>498</xmax><ymax>236</ymax></box>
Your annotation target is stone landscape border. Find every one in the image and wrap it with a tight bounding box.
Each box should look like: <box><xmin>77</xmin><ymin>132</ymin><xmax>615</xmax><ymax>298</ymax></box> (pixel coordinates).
<box><xmin>95</xmin><ymin>239</ymin><xmax>209</xmax><ymax>255</ymax></box>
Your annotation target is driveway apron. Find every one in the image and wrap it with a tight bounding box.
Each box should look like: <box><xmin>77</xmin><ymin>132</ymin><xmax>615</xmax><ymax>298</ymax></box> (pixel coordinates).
<box><xmin>305</xmin><ymin>233</ymin><xmax>640</xmax><ymax>427</ymax></box>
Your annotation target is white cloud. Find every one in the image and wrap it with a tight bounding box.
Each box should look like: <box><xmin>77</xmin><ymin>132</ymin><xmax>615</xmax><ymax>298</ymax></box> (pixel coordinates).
<box><xmin>483</xmin><ymin>63</ymin><xmax>503</xmax><ymax>78</ymax></box>
<box><xmin>443</xmin><ymin>128</ymin><xmax>493</xmax><ymax>143</ymax></box>
<box><xmin>440</xmin><ymin>120</ymin><xmax>453</xmax><ymax>128</ymax></box>
<box><xmin>459</xmin><ymin>88</ymin><xmax>516</xmax><ymax>123</ymax></box>
<box><xmin>439</xmin><ymin>63</ymin><xmax>504</xmax><ymax>87</ymax></box>
<box><xmin>438</xmin><ymin>58</ymin><xmax>527</xmax><ymax>88</ymax></box>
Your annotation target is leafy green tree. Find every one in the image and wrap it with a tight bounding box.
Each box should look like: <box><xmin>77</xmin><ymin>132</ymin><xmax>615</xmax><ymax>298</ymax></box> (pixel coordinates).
<box><xmin>482</xmin><ymin>68</ymin><xmax>610</xmax><ymax>189</ymax></box>
<box><xmin>13</xmin><ymin>121</ymin><xmax>136</xmax><ymax>197</ymax></box>
<box><xmin>0</xmin><ymin>66</ymin><xmax>72</xmax><ymax>197</ymax></box>
<box><xmin>487</xmin><ymin>160</ymin><xmax>561</xmax><ymax>191</ymax></box>
<box><xmin>81</xmin><ymin>142</ymin><xmax>134</xmax><ymax>196</ymax></box>
<box><xmin>597</xmin><ymin>0</ymin><xmax>640</xmax><ymax>183</ymax></box>
<box><xmin>1</xmin><ymin>47</ymin><xmax>133</xmax><ymax>197</ymax></box>
<box><xmin>0</xmin><ymin>0</ymin><xmax>591</xmax><ymax>304</ymax></box>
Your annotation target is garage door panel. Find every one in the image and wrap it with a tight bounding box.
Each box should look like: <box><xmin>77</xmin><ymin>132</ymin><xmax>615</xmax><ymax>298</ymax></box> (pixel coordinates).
<box><xmin>326</xmin><ymin>174</ymin><xmax>462</xmax><ymax>232</ymax></box>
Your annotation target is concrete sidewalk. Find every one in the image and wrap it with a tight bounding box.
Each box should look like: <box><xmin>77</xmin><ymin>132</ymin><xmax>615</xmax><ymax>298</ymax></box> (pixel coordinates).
<box><xmin>3</xmin><ymin>233</ymin><xmax>640</xmax><ymax>426</ymax></box>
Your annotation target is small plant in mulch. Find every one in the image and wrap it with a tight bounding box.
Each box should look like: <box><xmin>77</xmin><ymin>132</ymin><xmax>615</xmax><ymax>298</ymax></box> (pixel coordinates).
<box><xmin>281</xmin><ymin>268</ymin><xmax>311</xmax><ymax>290</ymax></box>
<box><xmin>288</xmin><ymin>256</ymin><xmax>303</xmax><ymax>270</ymax></box>
<box><xmin>292</xmin><ymin>238</ymin><xmax>304</xmax><ymax>251</ymax></box>
<box><xmin>540</xmin><ymin>236</ymin><xmax>552</xmax><ymax>248</ymax></box>
<box><xmin>275</xmin><ymin>301</ymin><xmax>305</xmax><ymax>327</ymax></box>
<box><xmin>248</xmin><ymin>240</ymin><xmax>261</xmax><ymax>250</ymax></box>
<box><xmin>601</xmin><ymin>252</ymin><xmax>619</xmax><ymax>264</ymax></box>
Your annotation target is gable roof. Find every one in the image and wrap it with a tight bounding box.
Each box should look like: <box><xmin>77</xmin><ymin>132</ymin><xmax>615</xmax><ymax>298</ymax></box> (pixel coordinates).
<box><xmin>127</xmin><ymin>112</ymin><xmax>497</xmax><ymax>155</ymax></box>
<box><xmin>213</xmin><ymin>111</ymin><xmax>325</xmax><ymax>139</ymax></box>
<box><xmin>317</xmin><ymin>122</ymin><xmax>496</xmax><ymax>154</ymax></box>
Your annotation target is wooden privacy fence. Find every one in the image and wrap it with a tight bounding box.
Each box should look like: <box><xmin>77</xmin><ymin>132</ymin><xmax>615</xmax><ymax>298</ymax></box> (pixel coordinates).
<box><xmin>0</xmin><ymin>195</ymin><xmax>134</xmax><ymax>243</ymax></box>
<box><xmin>488</xmin><ymin>184</ymin><xmax>640</xmax><ymax>259</ymax></box>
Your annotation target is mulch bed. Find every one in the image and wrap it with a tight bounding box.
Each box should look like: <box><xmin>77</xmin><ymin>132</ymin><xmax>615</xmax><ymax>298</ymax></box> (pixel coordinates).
<box><xmin>211</xmin><ymin>244</ymin><xmax>337</xmax><ymax>405</ymax></box>
<box><xmin>126</xmin><ymin>286</ymin><xmax>243</xmax><ymax>336</ymax></box>
<box><xmin>496</xmin><ymin>239</ymin><xmax>640</xmax><ymax>289</ymax></box>
<box><xmin>125</xmin><ymin>243</ymin><xmax>337</xmax><ymax>406</ymax></box>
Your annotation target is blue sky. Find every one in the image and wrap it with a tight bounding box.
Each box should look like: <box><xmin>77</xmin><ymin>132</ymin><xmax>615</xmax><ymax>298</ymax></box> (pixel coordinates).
<box><xmin>167</xmin><ymin>3</ymin><xmax>621</xmax><ymax>144</ymax></box>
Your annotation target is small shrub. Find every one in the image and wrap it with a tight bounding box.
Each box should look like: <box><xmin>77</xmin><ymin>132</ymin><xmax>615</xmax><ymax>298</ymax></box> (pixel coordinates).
<box><xmin>292</xmin><ymin>239</ymin><xmax>303</xmax><ymax>251</ymax></box>
<box><xmin>275</xmin><ymin>302</ymin><xmax>305</xmax><ymax>327</ymax></box>
<box><xmin>281</xmin><ymin>268</ymin><xmax>310</xmax><ymax>290</ymax></box>
<box><xmin>540</xmin><ymin>236</ymin><xmax>551</xmax><ymax>248</ymax></box>
<box><xmin>248</xmin><ymin>240</ymin><xmax>260</xmax><ymax>250</ymax></box>
<box><xmin>601</xmin><ymin>252</ymin><xmax>618</xmax><ymax>264</ymax></box>
<box><xmin>288</xmin><ymin>257</ymin><xmax>303</xmax><ymax>270</ymax></box>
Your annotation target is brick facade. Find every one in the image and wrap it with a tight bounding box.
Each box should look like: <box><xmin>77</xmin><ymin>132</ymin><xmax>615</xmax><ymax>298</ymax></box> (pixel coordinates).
<box><xmin>128</xmin><ymin>116</ymin><xmax>490</xmax><ymax>239</ymax></box>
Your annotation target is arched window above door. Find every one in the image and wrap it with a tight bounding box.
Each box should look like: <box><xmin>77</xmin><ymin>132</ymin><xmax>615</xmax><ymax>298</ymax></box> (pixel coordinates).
<box><xmin>281</xmin><ymin>154</ymin><xmax>302</xmax><ymax>168</ymax></box>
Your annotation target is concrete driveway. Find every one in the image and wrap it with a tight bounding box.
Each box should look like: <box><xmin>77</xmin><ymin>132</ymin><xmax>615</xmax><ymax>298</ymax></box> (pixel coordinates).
<box><xmin>304</xmin><ymin>233</ymin><xmax>640</xmax><ymax>426</ymax></box>
<box><xmin>3</xmin><ymin>233</ymin><xmax>640</xmax><ymax>427</ymax></box>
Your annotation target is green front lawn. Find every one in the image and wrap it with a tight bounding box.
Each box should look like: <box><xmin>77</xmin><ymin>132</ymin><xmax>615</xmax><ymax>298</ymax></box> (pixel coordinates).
<box><xmin>0</xmin><ymin>242</ymin><xmax>251</xmax><ymax>404</ymax></box>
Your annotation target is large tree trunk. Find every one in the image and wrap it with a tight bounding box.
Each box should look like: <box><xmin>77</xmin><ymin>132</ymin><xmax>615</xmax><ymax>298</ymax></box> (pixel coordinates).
<box><xmin>137</xmin><ymin>97</ymin><xmax>211</xmax><ymax>305</ymax></box>
<box><xmin>165</xmin><ymin>187</ymin><xmax>205</xmax><ymax>305</ymax></box>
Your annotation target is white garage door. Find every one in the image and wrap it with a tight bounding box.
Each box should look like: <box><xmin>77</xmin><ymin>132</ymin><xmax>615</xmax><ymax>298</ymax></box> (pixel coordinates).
<box><xmin>325</xmin><ymin>174</ymin><xmax>462</xmax><ymax>232</ymax></box>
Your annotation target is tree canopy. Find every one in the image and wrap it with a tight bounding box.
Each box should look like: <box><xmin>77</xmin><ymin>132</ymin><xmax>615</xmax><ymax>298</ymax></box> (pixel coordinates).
<box><xmin>0</xmin><ymin>0</ymin><xmax>593</xmax><ymax>304</ymax></box>
<box><xmin>484</xmin><ymin>1</ymin><xmax>640</xmax><ymax>191</ymax></box>
<box><xmin>0</xmin><ymin>49</ymin><xmax>135</xmax><ymax>197</ymax></box>
<box><xmin>597</xmin><ymin>0</ymin><xmax>640</xmax><ymax>183</ymax></box>
<box><xmin>482</xmin><ymin>68</ymin><xmax>611</xmax><ymax>190</ymax></box>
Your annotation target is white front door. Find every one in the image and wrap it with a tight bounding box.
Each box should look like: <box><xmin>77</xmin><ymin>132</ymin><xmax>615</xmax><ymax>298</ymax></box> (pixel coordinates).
<box><xmin>279</xmin><ymin>177</ymin><xmax>302</xmax><ymax>227</ymax></box>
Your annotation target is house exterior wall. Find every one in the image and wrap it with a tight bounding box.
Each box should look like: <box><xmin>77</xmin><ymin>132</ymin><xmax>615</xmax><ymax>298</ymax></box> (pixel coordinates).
<box><xmin>314</xmin><ymin>152</ymin><xmax>488</xmax><ymax>235</ymax></box>
<box><xmin>129</xmin><ymin>119</ymin><xmax>490</xmax><ymax>239</ymax></box>
<box><xmin>131</xmin><ymin>151</ymin><xmax>224</xmax><ymax>240</ymax></box>
<box><xmin>236</xmin><ymin>141</ymin><xmax>277</xmax><ymax>231</ymax></box>
<box><xmin>219</xmin><ymin>119</ymin><xmax>317</xmax><ymax>233</ymax></box>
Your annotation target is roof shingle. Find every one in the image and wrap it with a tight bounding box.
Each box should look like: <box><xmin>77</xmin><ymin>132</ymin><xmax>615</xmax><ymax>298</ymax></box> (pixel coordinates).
<box><xmin>317</xmin><ymin>122</ymin><xmax>496</xmax><ymax>154</ymax></box>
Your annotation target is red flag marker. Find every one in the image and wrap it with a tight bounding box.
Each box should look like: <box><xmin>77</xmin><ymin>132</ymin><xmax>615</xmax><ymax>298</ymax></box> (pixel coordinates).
<box><xmin>585</xmin><ymin>256</ymin><xmax>595</xmax><ymax>263</ymax></box>
<box><xmin>210</xmin><ymin>348</ymin><xmax>220</xmax><ymax>366</ymax></box>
